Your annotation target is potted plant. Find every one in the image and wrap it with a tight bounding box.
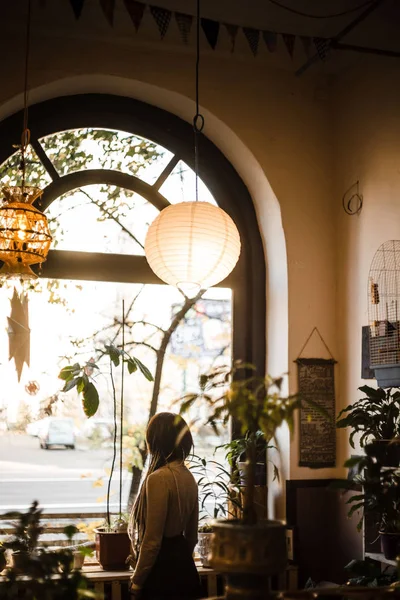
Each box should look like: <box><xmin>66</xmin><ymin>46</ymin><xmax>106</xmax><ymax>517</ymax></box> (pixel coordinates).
<box><xmin>59</xmin><ymin>303</ymin><xmax>153</xmax><ymax>570</ymax></box>
<box><xmin>190</xmin><ymin>455</ymin><xmax>241</xmax><ymax>567</ymax></box>
<box><xmin>336</xmin><ymin>385</ymin><xmax>400</xmax><ymax>466</ymax></box>
<box><xmin>180</xmin><ymin>362</ymin><xmax>317</xmax><ymax>599</ymax></box>
<box><xmin>0</xmin><ymin>502</ymin><xmax>94</xmax><ymax>599</ymax></box>
<box><xmin>337</xmin><ymin>455</ymin><xmax>400</xmax><ymax>560</ymax></box>
<box><xmin>2</xmin><ymin>501</ymin><xmax>43</xmax><ymax>571</ymax></box>
<box><xmin>0</xmin><ymin>544</ymin><xmax>6</xmax><ymax>573</ymax></box>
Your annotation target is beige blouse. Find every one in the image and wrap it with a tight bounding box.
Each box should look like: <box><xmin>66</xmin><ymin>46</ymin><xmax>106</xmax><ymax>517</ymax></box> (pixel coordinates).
<box><xmin>131</xmin><ymin>461</ymin><xmax>199</xmax><ymax>589</ymax></box>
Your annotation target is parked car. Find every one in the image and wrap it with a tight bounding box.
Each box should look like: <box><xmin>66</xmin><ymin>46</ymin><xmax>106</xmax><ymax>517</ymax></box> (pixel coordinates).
<box><xmin>38</xmin><ymin>417</ymin><xmax>75</xmax><ymax>450</ymax></box>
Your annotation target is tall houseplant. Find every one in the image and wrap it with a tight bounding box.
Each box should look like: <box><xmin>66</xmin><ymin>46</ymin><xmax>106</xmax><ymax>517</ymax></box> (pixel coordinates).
<box><xmin>59</xmin><ymin>302</ymin><xmax>153</xmax><ymax>569</ymax></box>
<box><xmin>180</xmin><ymin>362</ymin><xmax>314</xmax><ymax>599</ymax></box>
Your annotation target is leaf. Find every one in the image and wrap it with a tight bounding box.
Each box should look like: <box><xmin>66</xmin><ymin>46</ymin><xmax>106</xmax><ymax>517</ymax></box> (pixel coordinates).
<box><xmin>82</xmin><ymin>382</ymin><xmax>100</xmax><ymax>417</ymax></box>
<box><xmin>58</xmin><ymin>363</ymin><xmax>81</xmax><ymax>381</ymax></box>
<box><xmin>134</xmin><ymin>357</ymin><xmax>154</xmax><ymax>382</ymax></box>
<box><xmin>105</xmin><ymin>344</ymin><xmax>121</xmax><ymax>367</ymax></box>
<box><xmin>77</xmin><ymin>376</ymin><xmax>86</xmax><ymax>394</ymax></box>
<box><xmin>62</xmin><ymin>377</ymin><xmax>79</xmax><ymax>393</ymax></box>
<box><xmin>127</xmin><ymin>358</ymin><xmax>138</xmax><ymax>374</ymax></box>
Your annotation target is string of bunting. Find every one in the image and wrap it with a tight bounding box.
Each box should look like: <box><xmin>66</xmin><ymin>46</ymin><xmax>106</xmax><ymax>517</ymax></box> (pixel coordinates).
<box><xmin>66</xmin><ymin>0</ymin><xmax>330</xmax><ymax>59</ymax></box>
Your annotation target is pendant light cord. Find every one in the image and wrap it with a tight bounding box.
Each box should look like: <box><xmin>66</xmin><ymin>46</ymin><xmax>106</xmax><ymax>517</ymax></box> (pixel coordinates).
<box><xmin>21</xmin><ymin>0</ymin><xmax>32</xmax><ymax>190</ymax></box>
<box><xmin>193</xmin><ymin>0</ymin><xmax>204</xmax><ymax>202</ymax></box>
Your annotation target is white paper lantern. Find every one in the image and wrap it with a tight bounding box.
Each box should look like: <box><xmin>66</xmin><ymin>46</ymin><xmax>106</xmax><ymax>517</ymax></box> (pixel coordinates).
<box><xmin>144</xmin><ymin>201</ymin><xmax>241</xmax><ymax>294</ymax></box>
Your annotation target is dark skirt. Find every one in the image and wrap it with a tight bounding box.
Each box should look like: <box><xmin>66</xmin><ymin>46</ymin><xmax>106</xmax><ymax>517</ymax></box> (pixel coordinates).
<box><xmin>140</xmin><ymin>535</ymin><xmax>202</xmax><ymax>600</ymax></box>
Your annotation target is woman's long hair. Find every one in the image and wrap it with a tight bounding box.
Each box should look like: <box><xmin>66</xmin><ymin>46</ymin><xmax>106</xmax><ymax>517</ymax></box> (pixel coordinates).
<box><xmin>129</xmin><ymin>412</ymin><xmax>193</xmax><ymax>552</ymax></box>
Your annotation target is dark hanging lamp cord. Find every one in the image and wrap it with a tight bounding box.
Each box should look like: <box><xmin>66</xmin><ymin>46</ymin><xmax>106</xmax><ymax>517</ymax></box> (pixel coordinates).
<box><xmin>193</xmin><ymin>0</ymin><xmax>204</xmax><ymax>203</ymax></box>
<box><xmin>21</xmin><ymin>0</ymin><xmax>32</xmax><ymax>190</ymax></box>
<box><xmin>267</xmin><ymin>0</ymin><xmax>374</xmax><ymax>19</ymax></box>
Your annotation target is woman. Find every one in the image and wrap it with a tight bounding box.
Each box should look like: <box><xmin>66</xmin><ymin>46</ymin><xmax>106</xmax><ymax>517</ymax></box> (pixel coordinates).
<box><xmin>129</xmin><ymin>412</ymin><xmax>202</xmax><ymax>600</ymax></box>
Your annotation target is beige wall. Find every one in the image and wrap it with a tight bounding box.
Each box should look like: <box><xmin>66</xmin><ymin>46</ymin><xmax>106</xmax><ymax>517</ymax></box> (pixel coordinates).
<box><xmin>0</xmin><ymin>4</ymin><xmax>343</xmax><ymax>501</ymax></box>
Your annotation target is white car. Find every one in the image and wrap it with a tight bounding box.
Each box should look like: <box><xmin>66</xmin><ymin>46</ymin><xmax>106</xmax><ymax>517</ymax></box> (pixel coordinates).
<box><xmin>38</xmin><ymin>417</ymin><xmax>75</xmax><ymax>450</ymax></box>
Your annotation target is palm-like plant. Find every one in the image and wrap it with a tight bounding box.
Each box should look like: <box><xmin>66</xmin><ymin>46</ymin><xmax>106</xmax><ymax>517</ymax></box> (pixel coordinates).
<box><xmin>180</xmin><ymin>362</ymin><xmax>304</xmax><ymax>525</ymax></box>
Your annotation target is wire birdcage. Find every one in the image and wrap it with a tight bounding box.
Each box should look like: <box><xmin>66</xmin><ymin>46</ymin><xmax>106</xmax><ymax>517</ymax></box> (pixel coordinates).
<box><xmin>368</xmin><ymin>240</ymin><xmax>400</xmax><ymax>385</ymax></box>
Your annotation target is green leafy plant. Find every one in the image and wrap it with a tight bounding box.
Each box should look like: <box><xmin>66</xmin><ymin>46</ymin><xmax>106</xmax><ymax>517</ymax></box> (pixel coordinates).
<box><xmin>336</xmin><ymin>385</ymin><xmax>400</xmax><ymax>448</ymax></box>
<box><xmin>344</xmin><ymin>558</ymin><xmax>398</xmax><ymax>587</ymax></box>
<box><xmin>334</xmin><ymin>455</ymin><xmax>400</xmax><ymax>534</ymax></box>
<box><xmin>218</xmin><ymin>430</ymin><xmax>279</xmax><ymax>484</ymax></box>
<box><xmin>180</xmin><ymin>362</ymin><xmax>321</xmax><ymax>525</ymax></box>
<box><xmin>190</xmin><ymin>456</ymin><xmax>242</xmax><ymax>529</ymax></box>
<box><xmin>59</xmin><ymin>340</ymin><xmax>153</xmax><ymax>529</ymax></box>
<box><xmin>58</xmin><ymin>344</ymin><xmax>153</xmax><ymax>418</ymax></box>
<box><xmin>2</xmin><ymin>501</ymin><xmax>43</xmax><ymax>554</ymax></box>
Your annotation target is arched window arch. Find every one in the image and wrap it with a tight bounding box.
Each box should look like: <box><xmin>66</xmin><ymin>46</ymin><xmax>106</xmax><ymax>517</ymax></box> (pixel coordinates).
<box><xmin>0</xmin><ymin>94</ymin><xmax>266</xmax><ymax>376</ymax></box>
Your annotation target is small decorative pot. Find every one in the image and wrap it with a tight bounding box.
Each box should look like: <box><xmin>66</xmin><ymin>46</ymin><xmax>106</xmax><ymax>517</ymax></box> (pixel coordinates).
<box><xmin>95</xmin><ymin>528</ymin><xmax>131</xmax><ymax>571</ymax></box>
<box><xmin>198</xmin><ymin>532</ymin><xmax>213</xmax><ymax>568</ymax></box>
<box><xmin>73</xmin><ymin>550</ymin><xmax>85</xmax><ymax>570</ymax></box>
<box><xmin>11</xmin><ymin>551</ymin><xmax>29</xmax><ymax>572</ymax></box>
<box><xmin>380</xmin><ymin>531</ymin><xmax>400</xmax><ymax>560</ymax></box>
<box><xmin>210</xmin><ymin>519</ymin><xmax>287</xmax><ymax>600</ymax></box>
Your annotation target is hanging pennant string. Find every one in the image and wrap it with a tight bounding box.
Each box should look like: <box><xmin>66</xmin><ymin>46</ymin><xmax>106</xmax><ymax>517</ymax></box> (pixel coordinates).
<box><xmin>295</xmin><ymin>326</ymin><xmax>336</xmax><ymax>362</ymax></box>
<box><xmin>21</xmin><ymin>0</ymin><xmax>32</xmax><ymax>191</ymax></box>
<box><xmin>193</xmin><ymin>0</ymin><xmax>204</xmax><ymax>203</ymax></box>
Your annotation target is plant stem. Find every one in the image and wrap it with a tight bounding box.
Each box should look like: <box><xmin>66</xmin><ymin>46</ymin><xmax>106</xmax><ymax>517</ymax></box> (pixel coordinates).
<box><xmin>243</xmin><ymin>432</ymin><xmax>257</xmax><ymax>525</ymax></box>
<box><xmin>107</xmin><ymin>359</ymin><xmax>118</xmax><ymax>528</ymax></box>
<box><xmin>119</xmin><ymin>299</ymin><xmax>125</xmax><ymax>519</ymax></box>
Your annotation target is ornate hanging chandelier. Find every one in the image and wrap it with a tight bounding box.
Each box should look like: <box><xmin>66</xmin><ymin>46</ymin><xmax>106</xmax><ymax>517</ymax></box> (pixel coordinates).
<box><xmin>0</xmin><ymin>0</ymin><xmax>52</xmax><ymax>280</ymax></box>
<box><xmin>144</xmin><ymin>0</ymin><xmax>240</xmax><ymax>295</ymax></box>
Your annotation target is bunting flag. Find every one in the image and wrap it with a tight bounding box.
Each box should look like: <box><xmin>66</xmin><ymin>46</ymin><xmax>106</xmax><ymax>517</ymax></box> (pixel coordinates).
<box><xmin>124</xmin><ymin>0</ymin><xmax>145</xmax><ymax>31</ymax></box>
<box><xmin>100</xmin><ymin>0</ymin><xmax>115</xmax><ymax>25</ymax></box>
<box><xmin>262</xmin><ymin>30</ymin><xmax>277</xmax><ymax>53</ymax></box>
<box><xmin>66</xmin><ymin>0</ymin><xmax>332</xmax><ymax>62</ymax></box>
<box><xmin>243</xmin><ymin>27</ymin><xmax>260</xmax><ymax>57</ymax></box>
<box><xmin>175</xmin><ymin>12</ymin><xmax>192</xmax><ymax>45</ymax></box>
<box><xmin>150</xmin><ymin>6</ymin><xmax>172</xmax><ymax>39</ymax></box>
<box><xmin>201</xmin><ymin>18</ymin><xmax>219</xmax><ymax>50</ymax></box>
<box><xmin>224</xmin><ymin>23</ymin><xmax>238</xmax><ymax>52</ymax></box>
<box><xmin>69</xmin><ymin>0</ymin><xmax>85</xmax><ymax>18</ymax></box>
<box><xmin>314</xmin><ymin>37</ymin><xmax>330</xmax><ymax>61</ymax></box>
<box><xmin>282</xmin><ymin>33</ymin><xmax>295</xmax><ymax>58</ymax></box>
<box><xmin>300</xmin><ymin>35</ymin><xmax>311</xmax><ymax>57</ymax></box>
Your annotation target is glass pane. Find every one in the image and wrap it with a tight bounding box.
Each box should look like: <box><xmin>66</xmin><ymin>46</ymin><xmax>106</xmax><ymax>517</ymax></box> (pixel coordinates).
<box><xmin>45</xmin><ymin>184</ymin><xmax>159</xmax><ymax>255</ymax></box>
<box><xmin>0</xmin><ymin>280</ymin><xmax>231</xmax><ymax>517</ymax></box>
<box><xmin>159</xmin><ymin>160</ymin><xmax>217</xmax><ymax>206</ymax></box>
<box><xmin>0</xmin><ymin>145</ymin><xmax>52</xmax><ymax>188</ymax></box>
<box><xmin>39</xmin><ymin>128</ymin><xmax>174</xmax><ymax>185</ymax></box>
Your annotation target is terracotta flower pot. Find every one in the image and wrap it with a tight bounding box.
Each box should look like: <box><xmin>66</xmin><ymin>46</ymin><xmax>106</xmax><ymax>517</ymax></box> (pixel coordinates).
<box><xmin>95</xmin><ymin>528</ymin><xmax>131</xmax><ymax>571</ymax></box>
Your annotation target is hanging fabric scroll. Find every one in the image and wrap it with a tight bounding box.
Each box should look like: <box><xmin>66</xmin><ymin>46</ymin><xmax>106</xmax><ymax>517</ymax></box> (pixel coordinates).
<box><xmin>295</xmin><ymin>327</ymin><xmax>337</xmax><ymax>468</ymax></box>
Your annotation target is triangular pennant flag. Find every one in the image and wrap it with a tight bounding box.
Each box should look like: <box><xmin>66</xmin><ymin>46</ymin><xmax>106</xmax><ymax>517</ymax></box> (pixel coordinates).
<box><xmin>201</xmin><ymin>18</ymin><xmax>220</xmax><ymax>50</ymax></box>
<box><xmin>313</xmin><ymin>37</ymin><xmax>330</xmax><ymax>61</ymax></box>
<box><xmin>7</xmin><ymin>290</ymin><xmax>30</xmax><ymax>383</ymax></box>
<box><xmin>263</xmin><ymin>30</ymin><xmax>277</xmax><ymax>53</ymax></box>
<box><xmin>243</xmin><ymin>27</ymin><xmax>260</xmax><ymax>57</ymax></box>
<box><xmin>300</xmin><ymin>36</ymin><xmax>311</xmax><ymax>57</ymax></box>
<box><xmin>69</xmin><ymin>0</ymin><xmax>85</xmax><ymax>18</ymax></box>
<box><xmin>224</xmin><ymin>23</ymin><xmax>238</xmax><ymax>52</ymax></box>
<box><xmin>150</xmin><ymin>6</ymin><xmax>172</xmax><ymax>39</ymax></box>
<box><xmin>124</xmin><ymin>0</ymin><xmax>145</xmax><ymax>31</ymax></box>
<box><xmin>282</xmin><ymin>33</ymin><xmax>295</xmax><ymax>58</ymax></box>
<box><xmin>175</xmin><ymin>12</ymin><xmax>193</xmax><ymax>45</ymax></box>
<box><xmin>100</xmin><ymin>0</ymin><xmax>115</xmax><ymax>26</ymax></box>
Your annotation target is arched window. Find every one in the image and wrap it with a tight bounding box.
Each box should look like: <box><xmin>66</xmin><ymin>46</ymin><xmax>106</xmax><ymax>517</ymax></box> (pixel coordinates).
<box><xmin>0</xmin><ymin>95</ymin><xmax>265</xmax><ymax>513</ymax></box>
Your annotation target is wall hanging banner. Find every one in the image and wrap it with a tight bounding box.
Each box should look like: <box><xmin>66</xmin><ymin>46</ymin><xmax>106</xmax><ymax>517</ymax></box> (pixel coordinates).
<box><xmin>225</xmin><ymin>23</ymin><xmax>239</xmax><ymax>52</ymax></box>
<box><xmin>124</xmin><ymin>0</ymin><xmax>145</xmax><ymax>31</ymax></box>
<box><xmin>150</xmin><ymin>5</ymin><xmax>172</xmax><ymax>39</ymax></box>
<box><xmin>263</xmin><ymin>30</ymin><xmax>277</xmax><ymax>52</ymax></box>
<box><xmin>243</xmin><ymin>27</ymin><xmax>260</xmax><ymax>57</ymax></box>
<box><xmin>282</xmin><ymin>33</ymin><xmax>295</xmax><ymax>58</ymax></box>
<box><xmin>69</xmin><ymin>0</ymin><xmax>85</xmax><ymax>18</ymax></box>
<box><xmin>296</xmin><ymin>358</ymin><xmax>336</xmax><ymax>468</ymax></box>
<box><xmin>175</xmin><ymin>12</ymin><xmax>192</xmax><ymax>45</ymax></box>
<box><xmin>100</xmin><ymin>0</ymin><xmax>115</xmax><ymax>25</ymax></box>
<box><xmin>201</xmin><ymin>18</ymin><xmax>220</xmax><ymax>50</ymax></box>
